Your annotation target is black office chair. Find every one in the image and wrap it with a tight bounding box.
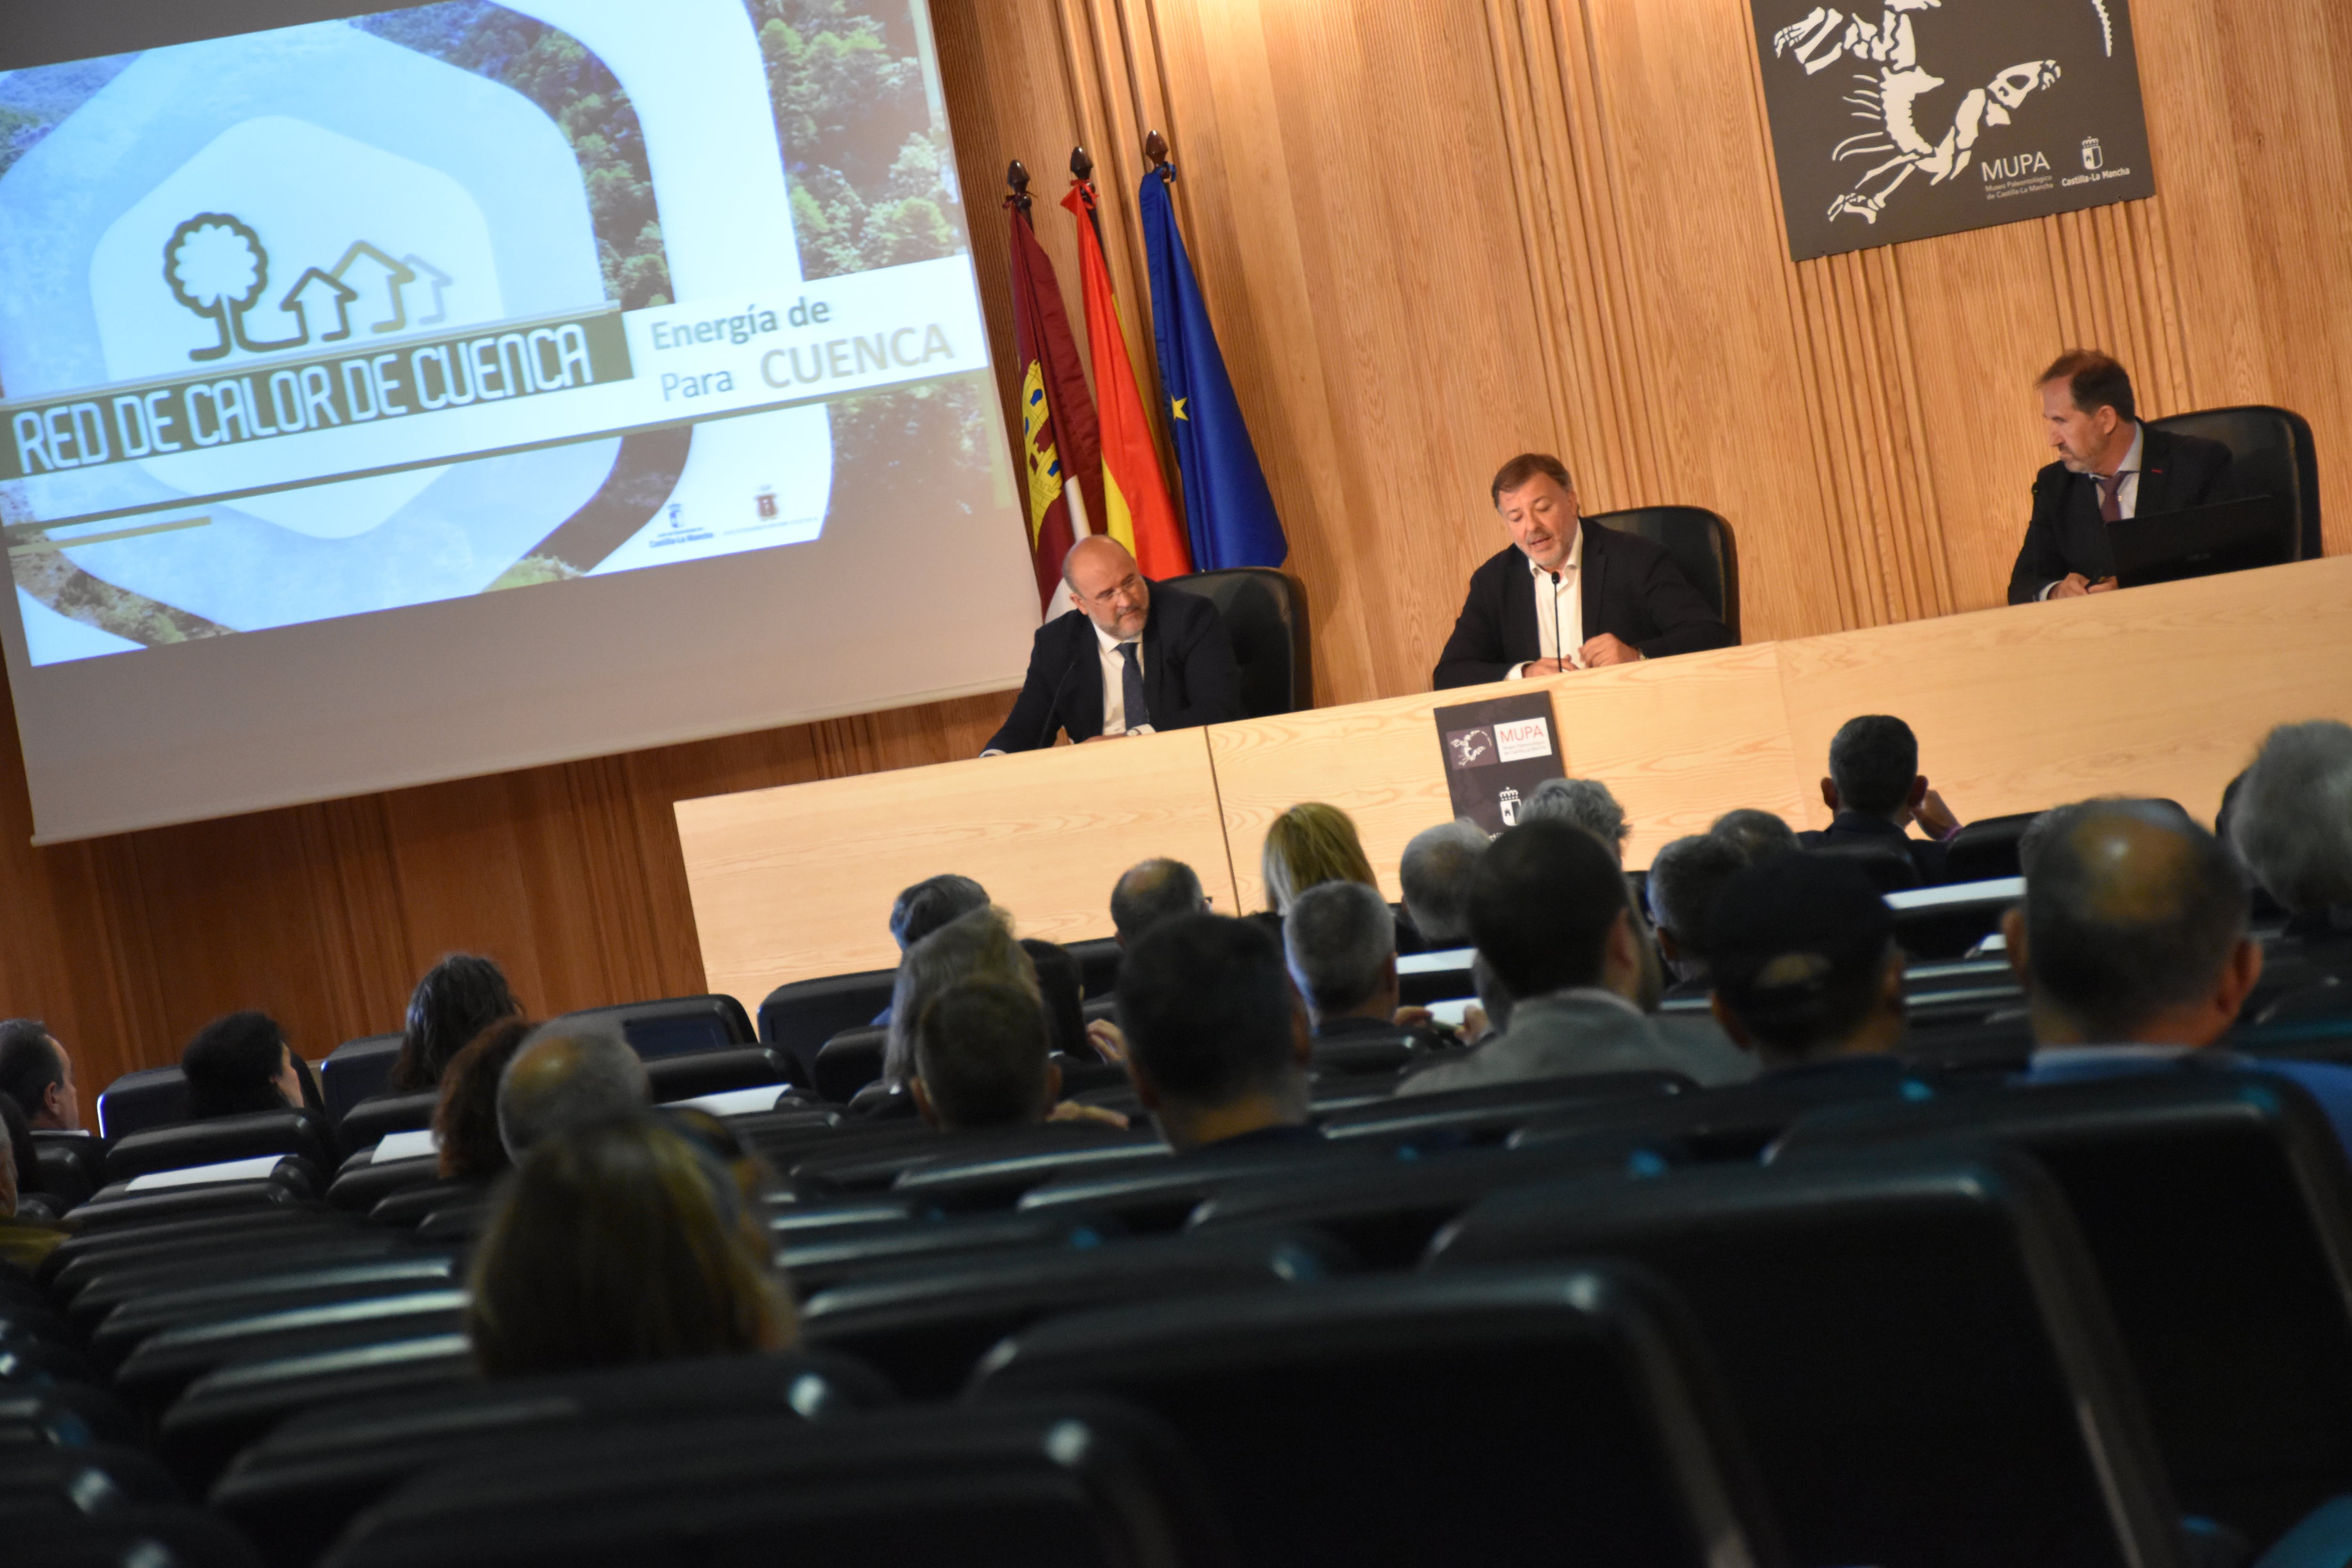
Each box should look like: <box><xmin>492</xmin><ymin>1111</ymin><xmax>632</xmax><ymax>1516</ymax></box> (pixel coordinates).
<box><xmin>811</xmin><ymin>1026</ymin><xmax>887</xmax><ymax>1105</ymax></box>
<box><xmin>1161</xmin><ymin>567</ymin><xmax>1311</xmax><ymax>717</ymax></box>
<box><xmin>94</xmin><ymin>1067</ymin><xmax>191</xmax><ymax>1141</ymax></box>
<box><xmin>101</xmin><ymin>1109</ymin><xmax>339</xmax><ymax>1187</ymax></box>
<box><xmin>1586</xmin><ymin>506</ymin><xmax>1741</xmax><ymax>642</ymax></box>
<box><xmin>319</xmin><ymin>1035</ymin><xmax>404</xmax><ymax>1125</ymax></box>
<box><xmin>2147</xmin><ymin>405</ymin><xmax>2320</xmax><ymax>561</ymax></box>
<box><xmin>1944</xmin><ymin>810</ymin><xmax>2041</xmax><ymax>883</ymax></box>
<box><xmin>759</xmin><ymin>967</ymin><xmax>898</xmax><ymax>1082</ymax></box>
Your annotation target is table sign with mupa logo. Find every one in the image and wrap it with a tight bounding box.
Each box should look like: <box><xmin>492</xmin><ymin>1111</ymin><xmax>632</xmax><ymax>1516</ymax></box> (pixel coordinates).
<box><xmin>1434</xmin><ymin>690</ymin><xmax>1566</xmax><ymax>836</ymax></box>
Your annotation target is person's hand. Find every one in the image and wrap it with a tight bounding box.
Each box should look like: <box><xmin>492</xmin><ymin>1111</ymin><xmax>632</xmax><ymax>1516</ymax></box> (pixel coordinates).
<box><xmin>1912</xmin><ymin>786</ymin><xmax>1960</xmax><ymax>840</ymax></box>
<box><xmin>2086</xmin><ymin>576</ymin><xmax>2119</xmax><ymax>594</ymax></box>
<box><xmin>1459</xmin><ymin>1004</ymin><xmax>1492</xmax><ymax>1043</ymax></box>
<box><xmin>1579</xmin><ymin>632</ymin><xmax>1643</xmax><ymax>667</ymax></box>
<box><xmin>1080</xmin><ymin>733</ymin><xmax>1116</xmax><ymax>743</ymax></box>
<box><xmin>1085</xmin><ymin>1019</ymin><xmax>1127</xmax><ymax>1065</ymax></box>
<box><xmin>1049</xmin><ymin>1100</ymin><xmax>1130</xmax><ymax>1128</ymax></box>
<box><xmin>1392</xmin><ymin>1005</ymin><xmax>1434</xmax><ymax>1029</ymax></box>
<box><xmin>2049</xmin><ymin>573</ymin><xmax>2094</xmax><ymax>599</ymax></box>
<box><xmin>1519</xmin><ymin>657</ymin><xmax>1574</xmax><ymax>677</ymax></box>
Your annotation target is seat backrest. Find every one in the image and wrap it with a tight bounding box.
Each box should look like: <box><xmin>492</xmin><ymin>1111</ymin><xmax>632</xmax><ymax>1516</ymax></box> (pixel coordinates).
<box><xmin>1805</xmin><ymin>838</ymin><xmax>1920</xmax><ymax>893</ymax></box>
<box><xmin>161</xmin><ymin>1334</ymin><xmax>476</xmax><ymax>1493</ymax></box>
<box><xmin>29</xmin><ymin>1132</ymin><xmax>103</xmax><ymax>1211</ymax></box>
<box><xmin>972</xmin><ymin>1265</ymin><xmax>1779</xmax><ymax>1568</ymax></box>
<box><xmin>1776</xmin><ymin>1069</ymin><xmax>2352</xmax><ymax>1545</ymax></box>
<box><xmin>757</xmin><ymin>966</ymin><xmax>898</xmax><ymax>1079</ymax></box>
<box><xmin>890</xmin><ymin>1131</ymin><xmax>1168</xmax><ymax>1212</ymax></box>
<box><xmin>318</xmin><ymin>1401</ymin><xmax>1231</xmax><ymax>1568</ymax></box>
<box><xmin>2147</xmin><ymin>405</ymin><xmax>2320</xmax><ymax>561</ymax></box>
<box><xmin>1944</xmin><ymin>810</ymin><xmax>2042</xmax><ymax>883</ymax></box>
<box><xmin>641</xmin><ymin>1045</ymin><xmax>790</xmax><ymax>1104</ymax></box>
<box><xmin>213</xmin><ymin>1350</ymin><xmax>890</xmax><ymax>1568</ymax></box>
<box><xmin>320</xmin><ymin>1035</ymin><xmax>405</xmax><ymax>1125</ymax></box>
<box><xmin>797</xmin><ymin>1229</ymin><xmax>1353</xmax><ymax>1398</ymax></box>
<box><xmin>337</xmin><ymin>1092</ymin><xmax>439</xmax><ymax>1154</ymax></box>
<box><xmin>1319</xmin><ymin>1070</ymin><xmax>1691</xmax><ymax>1146</ymax></box>
<box><xmin>1064</xmin><ymin>936</ymin><xmax>1123</xmax><ymax>999</ymax></box>
<box><xmin>1014</xmin><ymin>1142</ymin><xmax>1376</xmax><ymax>1234</ymax></box>
<box><xmin>94</xmin><ymin>1067</ymin><xmax>190</xmax><ymax>1142</ymax></box>
<box><xmin>1429</xmin><ymin>1149</ymin><xmax>2185</xmax><ymax>1568</ymax></box>
<box><xmin>555</xmin><ymin>994</ymin><xmax>755</xmax><ymax>1061</ymax></box>
<box><xmin>101</xmin><ymin>1109</ymin><xmax>337</xmax><ymax>1186</ymax></box>
<box><xmin>1159</xmin><ymin>568</ymin><xmax>1311</xmax><ymax>718</ymax></box>
<box><xmin>1585</xmin><ymin>506</ymin><xmax>1741</xmax><ymax>641</ymax></box>
<box><xmin>811</xmin><ymin>1025</ymin><xmax>888</xmax><ymax>1104</ymax></box>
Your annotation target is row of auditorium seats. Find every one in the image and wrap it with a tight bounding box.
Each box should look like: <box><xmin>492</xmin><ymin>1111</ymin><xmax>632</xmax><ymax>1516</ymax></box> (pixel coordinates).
<box><xmin>17</xmin><ymin>1045</ymin><xmax>2352</xmax><ymax>1566</ymax></box>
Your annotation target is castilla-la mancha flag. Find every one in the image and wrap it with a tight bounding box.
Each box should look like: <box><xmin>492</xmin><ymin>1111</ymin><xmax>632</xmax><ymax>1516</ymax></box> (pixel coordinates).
<box><xmin>1005</xmin><ymin>194</ymin><xmax>1104</xmax><ymax>613</ymax></box>
<box><xmin>1061</xmin><ymin>178</ymin><xmax>1192</xmax><ymax>579</ymax></box>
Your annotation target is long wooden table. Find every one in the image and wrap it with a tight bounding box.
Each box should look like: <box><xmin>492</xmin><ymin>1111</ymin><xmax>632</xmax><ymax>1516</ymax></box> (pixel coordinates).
<box><xmin>677</xmin><ymin>555</ymin><xmax>2352</xmax><ymax>1012</ymax></box>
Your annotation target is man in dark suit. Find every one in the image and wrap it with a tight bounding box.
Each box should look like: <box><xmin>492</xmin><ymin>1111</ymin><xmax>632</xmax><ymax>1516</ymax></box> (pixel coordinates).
<box><xmin>982</xmin><ymin>535</ymin><xmax>1241</xmax><ymax>754</ymax></box>
<box><xmin>1797</xmin><ymin>715</ymin><xmax>1962</xmax><ymax>887</ymax></box>
<box><xmin>2007</xmin><ymin>350</ymin><xmax>2236</xmax><ymax>604</ymax></box>
<box><xmin>1433</xmin><ymin>453</ymin><xmax>1734</xmax><ymax>689</ymax></box>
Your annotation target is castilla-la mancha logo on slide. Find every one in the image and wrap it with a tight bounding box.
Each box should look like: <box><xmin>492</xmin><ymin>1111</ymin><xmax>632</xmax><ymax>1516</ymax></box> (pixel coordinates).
<box><xmin>162</xmin><ymin>212</ymin><xmax>450</xmax><ymax>361</ymax></box>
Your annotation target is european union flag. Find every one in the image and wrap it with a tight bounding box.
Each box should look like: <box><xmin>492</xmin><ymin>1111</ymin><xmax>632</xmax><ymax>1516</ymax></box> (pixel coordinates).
<box><xmin>1138</xmin><ymin>173</ymin><xmax>1287</xmax><ymax>570</ymax></box>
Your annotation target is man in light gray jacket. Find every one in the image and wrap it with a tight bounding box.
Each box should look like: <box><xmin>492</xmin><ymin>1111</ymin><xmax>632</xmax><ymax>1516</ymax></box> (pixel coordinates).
<box><xmin>1397</xmin><ymin>819</ymin><xmax>1756</xmax><ymax>1095</ymax></box>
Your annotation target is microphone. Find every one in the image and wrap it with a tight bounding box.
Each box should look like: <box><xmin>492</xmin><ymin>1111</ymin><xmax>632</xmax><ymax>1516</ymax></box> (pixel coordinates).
<box><xmin>1033</xmin><ymin>654</ymin><xmax>1081</xmax><ymax>751</ymax></box>
<box><xmin>1549</xmin><ymin>570</ymin><xmax>1565</xmax><ymax>670</ymax></box>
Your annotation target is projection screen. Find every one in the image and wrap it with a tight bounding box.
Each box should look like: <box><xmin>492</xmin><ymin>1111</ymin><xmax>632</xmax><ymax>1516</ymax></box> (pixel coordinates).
<box><xmin>0</xmin><ymin>0</ymin><xmax>1039</xmax><ymax>842</ymax></box>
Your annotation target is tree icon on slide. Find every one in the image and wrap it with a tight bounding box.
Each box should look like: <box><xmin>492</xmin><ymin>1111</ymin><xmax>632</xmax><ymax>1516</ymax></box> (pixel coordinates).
<box><xmin>163</xmin><ymin>212</ymin><xmax>305</xmax><ymax>360</ymax></box>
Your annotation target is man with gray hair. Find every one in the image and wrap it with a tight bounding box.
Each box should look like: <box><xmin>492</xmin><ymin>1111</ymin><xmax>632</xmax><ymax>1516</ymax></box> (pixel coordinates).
<box><xmin>1521</xmin><ymin>777</ymin><xmax>1630</xmax><ymax>864</ymax></box>
<box><xmin>2229</xmin><ymin>720</ymin><xmax>2352</xmax><ymax>921</ymax></box>
<box><xmin>1645</xmin><ymin>834</ymin><xmax>1752</xmax><ymax>988</ymax></box>
<box><xmin>1399</xmin><ymin>820</ymin><xmax>1489</xmax><ymax>948</ymax></box>
<box><xmin>1110</xmin><ymin>858</ymin><xmax>1209</xmax><ymax>947</ymax></box>
<box><xmin>1283</xmin><ymin>880</ymin><xmax>1408</xmax><ymax>1040</ymax></box>
<box><xmin>495</xmin><ymin>1020</ymin><xmax>651</xmax><ymax>1162</ymax></box>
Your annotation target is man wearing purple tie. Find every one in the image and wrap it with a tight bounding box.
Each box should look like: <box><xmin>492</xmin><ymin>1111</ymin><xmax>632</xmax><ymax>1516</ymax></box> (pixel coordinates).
<box><xmin>2006</xmin><ymin>350</ymin><xmax>2237</xmax><ymax>604</ymax></box>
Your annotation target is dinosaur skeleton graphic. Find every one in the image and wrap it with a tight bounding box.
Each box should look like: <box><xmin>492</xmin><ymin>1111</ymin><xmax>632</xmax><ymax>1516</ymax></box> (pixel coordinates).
<box><xmin>1772</xmin><ymin>0</ymin><xmax>2074</xmax><ymax>224</ymax></box>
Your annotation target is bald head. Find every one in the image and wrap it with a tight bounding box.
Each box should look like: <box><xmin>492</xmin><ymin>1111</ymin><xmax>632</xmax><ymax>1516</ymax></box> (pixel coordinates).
<box><xmin>495</xmin><ymin>1022</ymin><xmax>650</xmax><ymax>1161</ymax></box>
<box><xmin>1063</xmin><ymin>535</ymin><xmax>1149</xmax><ymax>639</ymax></box>
<box><xmin>2010</xmin><ymin>800</ymin><xmax>2258</xmax><ymax>1045</ymax></box>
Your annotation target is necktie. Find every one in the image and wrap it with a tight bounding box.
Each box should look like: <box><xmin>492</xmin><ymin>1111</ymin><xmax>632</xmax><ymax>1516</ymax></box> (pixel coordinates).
<box><xmin>1120</xmin><ymin>643</ymin><xmax>1150</xmax><ymax>733</ymax></box>
<box><xmin>2097</xmin><ymin>472</ymin><xmax>2125</xmax><ymax>524</ymax></box>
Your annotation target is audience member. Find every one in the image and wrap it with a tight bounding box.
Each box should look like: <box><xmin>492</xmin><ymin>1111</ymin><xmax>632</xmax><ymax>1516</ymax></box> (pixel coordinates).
<box><xmin>874</xmin><ymin>874</ymin><xmax>992</xmax><ymax>1026</ymax></box>
<box><xmin>1282</xmin><ymin>880</ymin><xmax>1438</xmax><ymax>1049</ymax></box>
<box><xmin>880</xmin><ymin>906</ymin><xmax>1038</xmax><ymax>1100</ymax></box>
<box><xmin>2229</xmin><ymin>721</ymin><xmax>2352</xmax><ymax>923</ymax></box>
<box><xmin>1110</xmin><ymin>858</ymin><xmax>1209</xmax><ymax>946</ymax></box>
<box><xmin>2008</xmin><ymin>800</ymin><xmax>2352</xmax><ymax>1149</ymax></box>
<box><xmin>0</xmin><ymin>1019</ymin><xmax>79</xmax><ymax>1131</ymax></box>
<box><xmin>0</xmin><ymin>1092</ymin><xmax>41</xmax><ymax>1213</ymax></box>
<box><xmin>1469</xmin><ymin>953</ymin><xmax>1511</xmax><ymax>1043</ymax></box>
<box><xmin>1521</xmin><ymin>777</ymin><xmax>1630</xmax><ymax>864</ymax></box>
<box><xmin>1398</xmin><ymin>820</ymin><xmax>1756</xmax><ymax>1096</ymax></box>
<box><xmin>1707</xmin><ymin>852</ymin><xmax>1908</xmax><ymax>1074</ymax></box>
<box><xmin>1645</xmin><ymin>834</ymin><xmax>1752</xmax><ymax>989</ymax></box>
<box><xmin>182</xmin><ymin>1011</ymin><xmax>306</xmax><ymax>1121</ymax></box>
<box><xmin>433</xmin><ymin>1016</ymin><xmax>537</xmax><ymax>1182</ymax></box>
<box><xmin>0</xmin><ymin>1099</ymin><xmax>69</xmax><ymax>1271</ymax></box>
<box><xmin>1117</xmin><ymin>914</ymin><xmax>1315</xmax><ymax>1152</ymax></box>
<box><xmin>913</xmin><ymin>979</ymin><xmax>1060</xmax><ymax>1132</ymax></box>
<box><xmin>1800</xmin><ymin>715</ymin><xmax>1962</xmax><ymax>885</ymax></box>
<box><xmin>496</xmin><ymin>1020</ymin><xmax>651</xmax><ymax>1162</ymax></box>
<box><xmin>466</xmin><ymin>1116</ymin><xmax>794</xmax><ymax>1377</ymax></box>
<box><xmin>1261</xmin><ymin>802</ymin><xmax>1380</xmax><ymax>916</ymax></box>
<box><xmin>387</xmin><ymin>955</ymin><xmax>520</xmax><ymax>1094</ymax></box>
<box><xmin>1399</xmin><ymin>820</ymin><xmax>1489</xmax><ymax>949</ymax></box>
<box><xmin>1711</xmin><ymin>807</ymin><xmax>1800</xmax><ymax>863</ymax></box>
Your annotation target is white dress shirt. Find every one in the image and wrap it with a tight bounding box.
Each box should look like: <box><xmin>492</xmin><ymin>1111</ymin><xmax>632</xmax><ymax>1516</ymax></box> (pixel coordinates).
<box><xmin>1094</xmin><ymin>618</ymin><xmax>1153</xmax><ymax>737</ymax></box>
<box><xmin>2038</xmin><ymin>424</ymin><xmax>2144</xmax><ymax>599</ymax></box>
<box><xmin>1507</xmin><ymin>526</ymin><xmax>1584</xmax><ymax>679</ymax></box>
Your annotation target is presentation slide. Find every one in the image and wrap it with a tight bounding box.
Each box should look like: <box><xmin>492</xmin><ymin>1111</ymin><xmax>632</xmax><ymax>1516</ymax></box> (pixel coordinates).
<box><xmin>0</xmin><ymin>0</ymin><xmax>1041</xmax><ymax>840</ymax></box>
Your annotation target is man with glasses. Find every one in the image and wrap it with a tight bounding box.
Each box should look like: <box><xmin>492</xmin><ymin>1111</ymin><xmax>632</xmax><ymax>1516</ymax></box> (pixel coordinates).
<box><xmin>982</xmin><ymin>535</ymin><xmax>1240</xmax><ymax>754</ymax></box>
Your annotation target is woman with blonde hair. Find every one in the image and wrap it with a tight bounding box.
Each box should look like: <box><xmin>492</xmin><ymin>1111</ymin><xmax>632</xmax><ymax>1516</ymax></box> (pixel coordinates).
<box><xmin>1261</xmin><ymin>802</ymin><xmax>1380</xmax><ymax>915</ymax></box>
<box><xmin>465</xmin><ymin>1115</ymin><xmax>795</xmax><ymax>1377</ymax></box>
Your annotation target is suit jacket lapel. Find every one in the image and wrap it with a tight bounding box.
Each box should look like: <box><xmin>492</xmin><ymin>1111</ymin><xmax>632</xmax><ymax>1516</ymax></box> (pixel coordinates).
<box><xmin>1578</xmin><ymin>521</ymin><xmax>1605</xmax><ymax>646</ymax></box>
<box><xmin>2136</xmin><ymin>427</ymin><xmax>2174</xmax><ymax>514</ymax></box>
<box><xmin>1500</xmin><ymin>553</ymin><xmax>1541</xmax><ymax>665</ymax></box>
<box><xmin>1140</xmin><ymin>596</ymin><xmax>1170</xmax><ymax>720</ymax></box>
<box><xmin>1067</xmin><ymin>615</ymin><xmax>1104</xmax><ymax>740</ymax></box>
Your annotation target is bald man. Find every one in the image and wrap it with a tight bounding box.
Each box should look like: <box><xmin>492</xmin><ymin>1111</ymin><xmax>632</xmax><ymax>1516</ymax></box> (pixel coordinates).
<box><xmin>983</xmin><ymin>536</ymin><xmax>1240</xmax><ymax>755</ymax></box>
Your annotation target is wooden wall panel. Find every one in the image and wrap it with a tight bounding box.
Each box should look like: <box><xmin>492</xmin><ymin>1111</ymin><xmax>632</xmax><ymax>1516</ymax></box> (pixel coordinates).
<box><xmin>3</xmin><ymin>0</ymin><xmax>2349</xmax><ymax>1093</ymax></box>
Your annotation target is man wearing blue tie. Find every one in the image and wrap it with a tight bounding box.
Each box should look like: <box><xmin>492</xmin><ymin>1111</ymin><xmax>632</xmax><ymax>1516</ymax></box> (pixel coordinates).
<box><xmin>982</xmin><ymin>535</ymin><xmax>1241</xmax><ymax>755</ymax></box>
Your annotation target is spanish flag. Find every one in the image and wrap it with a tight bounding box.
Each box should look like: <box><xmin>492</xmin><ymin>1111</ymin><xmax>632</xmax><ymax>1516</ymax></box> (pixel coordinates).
<box><xmin>1061</xmin><ymin>179</ymin><xmax>1193</xmax><ymax>579</ymax></box>
<box><xmin>1006</xmin><ymin>190</ymin><xmax>1103</xmax><ymax>613</ymax></box>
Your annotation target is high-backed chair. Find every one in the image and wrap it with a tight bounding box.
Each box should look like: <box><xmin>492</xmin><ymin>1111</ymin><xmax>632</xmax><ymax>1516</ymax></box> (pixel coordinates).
<box><xmin>95</xmin><ymin>1066</ymin><xmax>191</xmax><ymax>1141</ymax></box>
<box><xmin>1161</xmin><ymin>567</ymin><xmax>1311</xmax><ymax>717</ymax></box>
<box><xmin>810</xmin><ymin>1025</ymin><xmax>887</xmax><ymax>1104</ymax></box>
<box><xmin>554</xmin><ymin>994</ymin><xmax>754</xmax><ymax>1060</ymax></box>
<box><xmin>2147</xmin><ymin>405</ymin><xmax>2320</xmax><ymax>561</ymax></box>
<box><xmin>758</xmin><ymin>967</ymin><xmax>898</xmax><ymax>1081</ymax></box>
<box><xmin>1586</xmin><ymin>507</ymin><xmax>1741</xmax><ymax>641</ymax></box>
<box><xmin>320</xmin><ymin>1035</ymin><xmax>404</xmax><ymax>1125</ymax></box>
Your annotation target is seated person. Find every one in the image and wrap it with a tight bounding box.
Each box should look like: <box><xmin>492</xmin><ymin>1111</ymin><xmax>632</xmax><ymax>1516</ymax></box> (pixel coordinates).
<box><xmin>1117</xmin><ymin>913</ymin><xmax>1317</xmax><ymax>1153</ymax></box>
<box><xmin>874</xmin><ymin>875</ymin><xmax>990</xmax><ymax>1027</ymax></box>
<box><xmin>911</xmin><ymin>979</ymin><xmax>1063</xmax><ymax>1133</ymax></box>
<box><xmin>1711</xmin><ymin>807</ymin><xmax>1800</xmax><ymax>863</ymax></box>
<box><xmin>1645</xmin><ymin>833</ymin><xmax>1753</xmax><ymax>993</ymax></box>
<box><xmin>2229</xmin><ymin>720</ymin><xmax>2352</xmax><ymax>943</ymax></box>
<box><xmin>1110</xmin><ymin>858</ymin><xmax>1209</xmax><ymax>947</ymax></box>
<box><xmin>496</xmin><ymin>1021</ymin><xmax>651</xmax><ymax>1161</ymax></box>
<box><xmin>869</xmin><ymin>907</ymin><xmax>1041</xmax><ymax>1119</ymax></box>
<box><xmin>466</xmin><ymin>1116</ymin><xmax>794</xmax><ymax>1377</ymax></box>
<box><xmin>433</xmin><ymin>1016</ymin><xmax>537</xmax><ymax>1183</ymax></box>
<box><xmin>1799</xmin><ymin>715</ymin><xmax>1962</xmax><ymax>885</ymax></box>
<box><xmin>1398</xmin><ymin>820</ymin><xmax>1756</xmax><ymax>1096</ymax></box>
<box><xmin>387</xmin><ymin>953</ymin><xmax>521</xmax><ymax>1093</ymax></box>
<box><xmin>1707</xmin><ymin>852</ymin><xmax>1910</xmax><ymax>1083</ymax></box>
<box><xmin>1281</xmin><ymin>880</ymin><xmax>1454</xmax><ymax>1053</ymax></box>
<box><xmin>182</xmin><ymin>1011</ymin><xmax>306</xmax><ymax>1121</ymax></box>
<box><xmin>2008</xmin><ymin>801</ymin><xmax>2352</xmax><ymax>1155</ymax></box>
<box><xmin>2008</xmin><ymin>350</ymin><xmax>2235</xmax><ymax>604</ymax></box>
<box><xmin>1262</xmin><ymin>802</ymin><xmax>1380</xmax><ymax>916</ymax></box>
<box><xmin>1522</xmin><ymin>777</ymin><xmax>1631</xmax><ymax>867</ymax></box>
<box><xmin>0</xmin><ymin>1019</ymin><xmax>79</xmax><ymax>1132</ymax></box>
<box><xmin>1433</xmin><ymin>452</ymin><xmax>1733</xmax><ymax>688</ymax></box>
<box><xmin>0</xmin><ymin>1099</ymin><xmax>69</xmax><ymax>1271</ymax></box>
<box><xmin>982</xmin><ymin>535</ymin><xmax>1240</xmax><ymax>753</ymax></box>
<box><xmin>1399</xmin><ymin>820</ymin><xmax>1489</xmax><ymax>950</ymax></box>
